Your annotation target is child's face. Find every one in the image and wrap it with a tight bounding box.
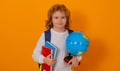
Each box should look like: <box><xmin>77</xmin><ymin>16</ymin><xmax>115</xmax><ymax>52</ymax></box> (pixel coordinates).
<box><xmin>52</xmin><ymin>11</ymin><xmax>67</xmax><ymax>29</ymax></box>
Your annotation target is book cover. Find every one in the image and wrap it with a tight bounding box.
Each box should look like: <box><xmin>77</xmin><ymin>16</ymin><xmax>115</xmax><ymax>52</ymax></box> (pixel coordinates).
<box><xmin>41</xmin><ymin>46</ymin><xmax>52</xmax><ymax>71</ymax></box>
<box><xmin>45</xmin><ymin>41</ymin><xmax>58</xmax><ymax>59</ymax></box>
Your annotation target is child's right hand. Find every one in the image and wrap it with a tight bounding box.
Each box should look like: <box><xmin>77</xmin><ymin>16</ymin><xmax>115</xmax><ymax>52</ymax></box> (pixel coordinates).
<box><xmin>44</xmin><ymin>54</ymin><xmax>56</xmax><ymax>66</ymax></box>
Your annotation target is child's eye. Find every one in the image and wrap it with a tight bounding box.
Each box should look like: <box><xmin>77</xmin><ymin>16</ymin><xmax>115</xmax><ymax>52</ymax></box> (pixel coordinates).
<box><xmin>61</xmin><ymin>16</ymin><xmax>65</xmax><ymax>19</ymax></box>
<box><xmin>55</xmin><ymin>17</ymin><xmax>58</xmax><ymax>19</ymax></box>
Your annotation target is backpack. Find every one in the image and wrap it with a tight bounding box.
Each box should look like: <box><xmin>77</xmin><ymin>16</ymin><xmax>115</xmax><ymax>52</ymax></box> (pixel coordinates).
<box><xmin>39</xmin><ymin>29</ymin><xmax>73</xmax><ymax>71</ymax></box>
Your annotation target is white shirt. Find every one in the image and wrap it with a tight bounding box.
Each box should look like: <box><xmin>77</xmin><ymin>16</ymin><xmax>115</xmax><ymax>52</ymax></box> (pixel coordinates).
<box><xmin>32</xmin><ymin>28</ymin><xmax>82</xmax><ymax>71</ymax></box>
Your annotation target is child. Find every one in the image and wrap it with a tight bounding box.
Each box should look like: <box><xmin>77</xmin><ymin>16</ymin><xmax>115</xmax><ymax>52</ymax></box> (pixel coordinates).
<box><xmin>32</xmin><ymin>4</ymin><xmax>82</xmax><ymax>71</ymax></box>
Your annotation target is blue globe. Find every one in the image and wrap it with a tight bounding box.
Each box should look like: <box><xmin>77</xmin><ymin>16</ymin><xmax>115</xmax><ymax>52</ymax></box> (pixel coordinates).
<box><xmin>66</xmin><ymin>32</ymin><xmax>90</xmax><ymax>56</ymax></box>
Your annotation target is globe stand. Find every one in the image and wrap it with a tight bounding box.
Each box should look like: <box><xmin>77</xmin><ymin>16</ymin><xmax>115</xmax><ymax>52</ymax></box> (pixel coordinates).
<box><xmin>64</xmin><ymin>55</ymin><xmax>73</xmax><ymax>65</ymax></box>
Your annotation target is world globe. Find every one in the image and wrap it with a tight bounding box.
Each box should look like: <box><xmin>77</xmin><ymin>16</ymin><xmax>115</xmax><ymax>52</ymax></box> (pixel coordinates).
<box><xmin>66</xmin><ymin>32</ymin><xmax>90</xmax><ymax>56</ymax></box>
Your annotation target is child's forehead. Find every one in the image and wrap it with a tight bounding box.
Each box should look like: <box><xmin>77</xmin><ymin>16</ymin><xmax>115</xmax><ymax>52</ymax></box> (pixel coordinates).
<box><xmin>53</xmin><ymin>11</ymin><xmax>66</xmax><ymax>15</ymax></box>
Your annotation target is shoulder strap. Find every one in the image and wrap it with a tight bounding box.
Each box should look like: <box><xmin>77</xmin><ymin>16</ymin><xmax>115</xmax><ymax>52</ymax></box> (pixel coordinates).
<box><xmin>68</xmin><ymin>29</ymin><xmax>73</xmax><ymax>34</ymax></box>
<box><xmin>44</xmin><ymin>29</ymin><xmax>51</xmax><ymax>42</ymax></box>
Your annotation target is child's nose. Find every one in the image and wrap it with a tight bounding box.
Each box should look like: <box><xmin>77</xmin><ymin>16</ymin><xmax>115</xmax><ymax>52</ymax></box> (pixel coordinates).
<box><xmin>58</xmin><ymin>18</ymin><xmax>62</xmax><ymax>22</ymax></box>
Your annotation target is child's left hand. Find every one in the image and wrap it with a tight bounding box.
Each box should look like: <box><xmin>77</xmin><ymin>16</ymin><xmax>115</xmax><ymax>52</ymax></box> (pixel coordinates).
<box><xmin>68</xmin><ymin>56</ymin><xmax>80</xmax><ymax>67</ymax></box>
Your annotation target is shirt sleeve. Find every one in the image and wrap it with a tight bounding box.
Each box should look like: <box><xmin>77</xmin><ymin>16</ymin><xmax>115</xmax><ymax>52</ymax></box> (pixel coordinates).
<box><xmin>32</xmin><ymin>33</ymin><xmax>45</xmax><ymax>64</ymax></box>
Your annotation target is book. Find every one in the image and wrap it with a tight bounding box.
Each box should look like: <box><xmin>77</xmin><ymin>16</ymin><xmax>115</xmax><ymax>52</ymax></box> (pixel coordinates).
<box><xmin>41</xmin><ymin>46</ymin><xmax>52</xmax><ymax>71</ymax></box>
<box><xmin>45</xmin><ymin>41</ymin><xmax>58</xmax><ymax>59</ymax></box>
<box><xmin>42</xmin><ymin>46</ymin><xmax>52</xmax><ymax>57</ymax></box>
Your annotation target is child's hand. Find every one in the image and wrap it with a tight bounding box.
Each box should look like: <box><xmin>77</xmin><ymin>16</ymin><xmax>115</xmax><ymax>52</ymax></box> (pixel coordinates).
<box><xmin>68</xmin><ymin>56</ymin><xmax>80</xmax><ymax>67</ymax></box>
<box><xmin>44</xmin><ymin>54</ymin><xmax>56</xmax><ymax>66</ymax></box>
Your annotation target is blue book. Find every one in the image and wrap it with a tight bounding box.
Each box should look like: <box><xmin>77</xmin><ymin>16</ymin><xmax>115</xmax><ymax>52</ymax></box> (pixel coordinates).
<box><xmin>45</xmin><ymin>41</ymin><xmax>58</xmax><ymax>59</ymax></box>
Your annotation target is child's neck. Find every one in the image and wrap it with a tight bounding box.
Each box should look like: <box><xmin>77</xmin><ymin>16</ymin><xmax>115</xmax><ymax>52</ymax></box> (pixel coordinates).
<box><xmin>52</xmin><ymin>27</ymin><xmax>66</xmax><ymax>32</ymax></box>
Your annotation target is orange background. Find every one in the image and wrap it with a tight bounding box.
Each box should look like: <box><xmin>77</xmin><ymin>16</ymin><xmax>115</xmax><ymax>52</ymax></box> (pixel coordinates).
<box><xmin>0</xmin><ymin>0</ymin><xmax>120</xmax><ymax>71</ymax></box>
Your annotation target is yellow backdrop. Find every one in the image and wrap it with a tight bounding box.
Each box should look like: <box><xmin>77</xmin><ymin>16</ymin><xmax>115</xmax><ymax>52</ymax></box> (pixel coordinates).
<box><xmin>0</xmin><ymin>0</ymin><xmax>120</xmax><ymax>71</ymax></box>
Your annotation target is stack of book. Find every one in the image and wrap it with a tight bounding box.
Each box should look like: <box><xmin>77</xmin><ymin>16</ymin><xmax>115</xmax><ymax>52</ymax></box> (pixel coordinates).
<box><xmin>41</xmin><ymin>41</ymin><xmax>57</xmax><ymax>71</ymax></box>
